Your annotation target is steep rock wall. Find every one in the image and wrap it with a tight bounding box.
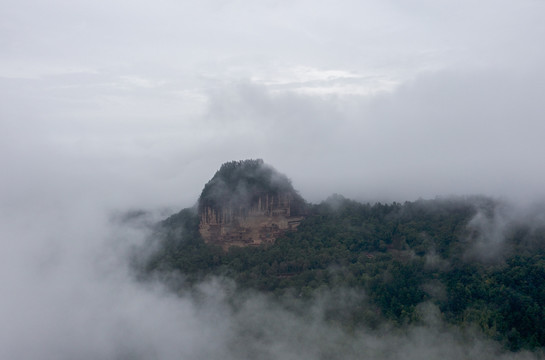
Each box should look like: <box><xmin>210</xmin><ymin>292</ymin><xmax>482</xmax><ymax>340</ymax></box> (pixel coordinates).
<box><xmin>199</xmin><ymin>193</ymin><xmax>303</xmax><ymax>248</ymax></box>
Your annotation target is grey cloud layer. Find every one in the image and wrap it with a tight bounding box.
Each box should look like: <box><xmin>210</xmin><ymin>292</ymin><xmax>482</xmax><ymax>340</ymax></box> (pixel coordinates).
<box><xmin>2</xmin><ymin>0</ymin><xmax>544</xmax><ymax>205</ymax></box>
<box><xmin>197</xmin><ymin>69</ymin><xmax>545</xmax><ymax>203</ymax></box>
<box><xmin>2</xmin><ymin>1</ymin><xmax>545</xmax><ymax>357</ymax></box>
<box><xmin>2</xmin><ymin>68</ymin><xmax>544</xmax><ymax>207</ymax></box>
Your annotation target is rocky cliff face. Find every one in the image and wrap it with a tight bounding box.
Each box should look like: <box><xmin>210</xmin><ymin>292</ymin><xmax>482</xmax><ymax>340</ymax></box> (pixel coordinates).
<box><xmin>198</xmin><ymin>160</ymin><xmax>305</xmax><ymax>248</ymax></box>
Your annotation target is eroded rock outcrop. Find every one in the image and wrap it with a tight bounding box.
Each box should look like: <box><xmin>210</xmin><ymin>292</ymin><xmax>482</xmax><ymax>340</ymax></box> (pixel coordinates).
<box><xmin>198</xmin><ymin>159</ymin><xmax>306</xmax><ymax>248</ymax></box>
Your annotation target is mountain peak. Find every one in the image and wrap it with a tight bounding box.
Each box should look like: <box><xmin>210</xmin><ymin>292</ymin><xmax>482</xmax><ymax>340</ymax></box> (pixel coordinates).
<box><xmin>198</xmin><ymin>159</ymin><xmax>305</xmax><ymax>248</ymax></box>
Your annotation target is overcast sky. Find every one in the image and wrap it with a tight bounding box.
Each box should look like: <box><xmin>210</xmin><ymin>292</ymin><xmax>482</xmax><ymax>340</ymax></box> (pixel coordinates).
<box><xmin>2</xmin><ymin>1</ymin><xmax>545</xmax><ymax>358</ymax></box>
<box><xmin>2</xmin><ymin>0</ymin><xmax>545</xmax><ymax>208</ymax></box>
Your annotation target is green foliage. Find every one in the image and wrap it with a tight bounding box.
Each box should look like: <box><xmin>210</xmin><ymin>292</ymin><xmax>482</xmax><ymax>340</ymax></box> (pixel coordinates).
<box><xmin>141</xmin><ymin>195</ymin><xmax>545</xmax><ymax>351</ymax></box>
<box><xmin>198</xmin><ymin>159</ymin><xmax>306</xmax><ymax>214</ymax></box>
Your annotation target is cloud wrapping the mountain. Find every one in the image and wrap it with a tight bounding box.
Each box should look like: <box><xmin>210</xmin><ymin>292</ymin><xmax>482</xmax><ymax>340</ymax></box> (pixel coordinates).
<box><xmin>2</xmin><ymin>0</ymin><xmax>545</xmax><ymax>358</ymax></box>
<box><xmin>0</xmin><ymin>191</ymin><xmax>543</xmax><ymax>359</ymax></box>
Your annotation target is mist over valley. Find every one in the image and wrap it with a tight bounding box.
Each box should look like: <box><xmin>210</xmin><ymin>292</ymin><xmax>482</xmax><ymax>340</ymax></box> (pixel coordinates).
<box><xmin>2</xmin><ymin>0</ymin><xmax>545</xmax><ymax>358</ymax></box>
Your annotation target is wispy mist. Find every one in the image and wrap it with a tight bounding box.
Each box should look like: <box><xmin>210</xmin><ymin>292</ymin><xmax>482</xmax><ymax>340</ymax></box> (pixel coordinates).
<box><xmin>2</xmin><ymin>0</ymin><xmax>545</xmax><ymax>358</ymax></box>
<box><xmin>461</xmin><ymin>198</ymin><xmax>545</xmax><ymax>262</ymax></box>
<box><xmin>1</xmin><ymin>189</ymin><xmax>543</xmax><ymax>359</ymax></box>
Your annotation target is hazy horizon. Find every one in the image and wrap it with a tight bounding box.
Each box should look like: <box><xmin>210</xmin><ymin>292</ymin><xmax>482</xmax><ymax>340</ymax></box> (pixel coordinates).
<box><xmin>2</xmin><ymin>0</ymin><xmax>545</xmax><ymax>209</ymax></box>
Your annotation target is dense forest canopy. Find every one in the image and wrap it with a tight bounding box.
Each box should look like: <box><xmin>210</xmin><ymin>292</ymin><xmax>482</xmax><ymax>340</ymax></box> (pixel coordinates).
<box><xmin>141</xmin><ymin>194</ymin><xmax>545</xmax><ymax>352</ymax></box>
<box><xmin>140</xmin><ymin>162</ymin><xmax>545</xmax><ymax>352</ymax></box>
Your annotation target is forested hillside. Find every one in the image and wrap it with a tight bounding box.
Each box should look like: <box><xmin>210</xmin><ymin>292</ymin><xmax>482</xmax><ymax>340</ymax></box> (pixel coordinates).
<box><xmin>142</xmin><ymin>195</ymin><xmax>545</xmax><ymax>351</ymax></box>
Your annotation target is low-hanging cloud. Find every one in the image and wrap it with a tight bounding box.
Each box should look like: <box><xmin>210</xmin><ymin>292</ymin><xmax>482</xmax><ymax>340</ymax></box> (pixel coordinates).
<box><xmin>1</xmin><ymin>188</ymin><xmax>543</xmax><ymax>359</ymax></box>
<box><xmin>2</xmin><ymin>0</ymin><xmax>545</xmax><ymax>358</ymax></box>
<box><xmin>462</xmin><ymin>198</ymin><xmax>545</xmax><ymax>262</ymax></box>
<box><xmin>2</xmin><ymin>0</ymin><xmax>545</xmax><ymax>205</ymax></box>
<box><xmin>194</xmin><ymin>68</ymin><xmax>545</xmax><ymax>204</ymax></box>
